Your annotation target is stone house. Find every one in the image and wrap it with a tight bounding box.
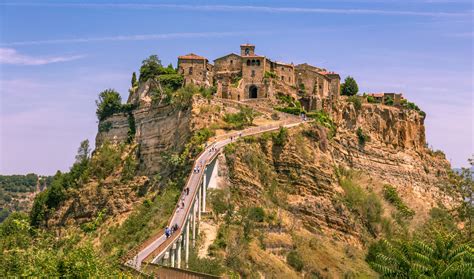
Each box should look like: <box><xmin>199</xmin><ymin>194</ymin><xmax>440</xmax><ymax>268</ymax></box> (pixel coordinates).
<box><xmin>367</xmin><ymin>92</ymin><xmax>404</xmax><ymax>105</ymax></box>
<box><xmin>177</xmin><ymin>44</ymin><xmax>340</xmax><ymax>109</ymax></box>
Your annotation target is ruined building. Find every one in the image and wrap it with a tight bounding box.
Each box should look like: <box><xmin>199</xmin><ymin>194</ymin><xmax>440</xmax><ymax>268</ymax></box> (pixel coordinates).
<box><xmin>178</xmin><ymin>44</ymin><xmax>341</xmax><ymax>111</ymax></box>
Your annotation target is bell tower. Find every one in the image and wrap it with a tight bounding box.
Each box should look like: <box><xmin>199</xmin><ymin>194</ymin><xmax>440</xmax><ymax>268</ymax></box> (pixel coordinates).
<box><xmin>240</xmin><ymin>44</ymin><xmax>255</xmax><ymax>56</ymax></box>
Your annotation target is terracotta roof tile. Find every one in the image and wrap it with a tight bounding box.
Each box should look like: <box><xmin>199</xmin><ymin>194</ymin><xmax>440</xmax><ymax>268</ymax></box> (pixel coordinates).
<box><xmin>178</xmin><ymin>53</ymin><xmax>207</xmax><ymax>60</ymax></box>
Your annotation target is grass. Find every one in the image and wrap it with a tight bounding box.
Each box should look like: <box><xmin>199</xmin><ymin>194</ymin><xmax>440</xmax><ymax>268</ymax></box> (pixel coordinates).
<box><xmin>382</xmin><ymin>184</ymin><xmax>415</xmax><ymax>219</ymax></box>
<box><xmin>101</xmin><ymin>184</ymin><xmax>181</xmax><ymax>259</ymax></box>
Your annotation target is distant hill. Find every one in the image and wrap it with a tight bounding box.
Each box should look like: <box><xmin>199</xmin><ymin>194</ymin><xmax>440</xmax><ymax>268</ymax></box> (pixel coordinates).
<box><xmin>0</xmin><ymin>174</ymin><xmax>52</xmax><ymax>222</ymax></box>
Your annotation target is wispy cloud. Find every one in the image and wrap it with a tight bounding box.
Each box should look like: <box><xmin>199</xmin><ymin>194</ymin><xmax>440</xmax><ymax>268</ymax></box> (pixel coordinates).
<box><xmin>1</xmin><ymin>3</ymin><xmax>471</xmax><ymax>17</ymax></box>
<box><xmin>1</xmin><ymin>31</ymin><xmax>270</xmax><ymax>46</ymax></box>
<box><xmin>0</xmin><ymin>48</ymin><xmax>84</xmax><ymax>65</ymax></box>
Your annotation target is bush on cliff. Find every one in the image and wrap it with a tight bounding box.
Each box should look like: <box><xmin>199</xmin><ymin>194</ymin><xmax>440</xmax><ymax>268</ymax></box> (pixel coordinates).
<box><xmin>96</xmin><ymin>89</ymin><xmax>122</xmax><ymax>121</ymax></box>
<box><xmin>139</xmin><ymin>55</ymin><xmax>176</xmax><ymax>83</ymax></box>
<box><xmin>341</xmin><ymin>76</ymin><xmax>359</xmax><ymax>96</ymax></box>
<box><xmin>223</xmin><ymin>106</ymin><xmax>256</xmax><ymax>130</ymax></box>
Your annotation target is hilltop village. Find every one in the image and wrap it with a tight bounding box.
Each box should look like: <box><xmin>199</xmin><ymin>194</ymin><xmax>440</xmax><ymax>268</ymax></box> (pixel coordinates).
<box><xmin>177</xmin><ymin>44</ymin><xmax>341</xmax><ymax>111</ymax></box>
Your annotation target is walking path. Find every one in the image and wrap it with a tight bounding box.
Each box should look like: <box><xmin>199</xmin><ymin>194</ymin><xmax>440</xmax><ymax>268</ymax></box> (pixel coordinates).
<box><xmin>125</xmin><ymin>111</ymin><xmax>308</xmax><ymax>270</ymax></box>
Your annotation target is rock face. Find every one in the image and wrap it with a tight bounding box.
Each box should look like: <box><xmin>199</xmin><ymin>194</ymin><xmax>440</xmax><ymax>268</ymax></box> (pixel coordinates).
<box><xmin>223</xmin><ymin>101</ymin><xmax>453</xmax><ymax>276</ymax></box>
<box><xmin>96</xmin><ymin>81</ymin><xmax>193</xmax><ymax>176</ymax></box>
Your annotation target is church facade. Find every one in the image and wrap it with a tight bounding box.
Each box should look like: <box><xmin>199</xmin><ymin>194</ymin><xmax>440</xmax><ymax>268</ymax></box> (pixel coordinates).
<box><xmin>178</xmin><ymin>44</ymin><xmax>340</xmax><ymax>110</ymax></box>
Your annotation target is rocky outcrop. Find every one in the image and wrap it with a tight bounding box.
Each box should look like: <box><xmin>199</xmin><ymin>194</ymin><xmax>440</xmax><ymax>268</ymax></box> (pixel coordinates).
<box><xmin>222</xmin><ymin>102</ymin><xmax>453</xmax><ymax>276</ymax></box>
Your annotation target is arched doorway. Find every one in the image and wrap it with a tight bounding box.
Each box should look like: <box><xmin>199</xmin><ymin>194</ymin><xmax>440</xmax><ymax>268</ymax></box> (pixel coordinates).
<box><xmin>249</xmin><ymin>85</ymin><xmax>258</xmax><ymax>99</ymax></box>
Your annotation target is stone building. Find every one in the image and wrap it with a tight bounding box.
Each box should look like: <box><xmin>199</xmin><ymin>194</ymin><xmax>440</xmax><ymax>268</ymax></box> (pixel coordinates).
<box><xmin>177</xmin><ymin>44</ymin><xmax>340</xmax><ymax>109</ymax></box>
<box><xmin>367</xmin><ymin>92</ymin><xmax>404</xmax><ymax>105</ymax></box>
<box><xmin>177</xmin><ymin>53</ymin><xmax>213</xmax><ymax>87</ymax></box>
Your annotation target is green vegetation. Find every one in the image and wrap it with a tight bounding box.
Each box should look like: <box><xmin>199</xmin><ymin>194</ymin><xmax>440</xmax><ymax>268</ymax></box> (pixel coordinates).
<box><xmin>101</xmin><ymin>184</ymin><xmax>180</xmax><ymax>258</ymax></box>
<box><xmin>348</xmin><ymin>95</ymin><xmax>362</xmax><ymax>110</ymax></box>
<box><xmin>95</xmin><ymin>89</ymin><xmax>123</xmax><ymax>121</ymax></box>
<box><xmin>382</xmin><ymin>184</ymin><xmax>415</xmax><ymax>218</ymax></box>
<box><xmin>384</xmin><ymin>96</ymin><xmax>394</xmax><ymax>106</ymax></box>
<box><xmin>0</xmin><ymin>174</ymin><xmax>52</xmax><ymax>222</ymax></box>
<box><xmin>272</xmin><ymin>127</ymin><xmax>288</xmax><ymax>146</ymax></box>
<box><xmin>367</xmin><ymin>95</ymin><xmax>376</xmax><ymax>103</ymax></box>
<box><xmin>306</xmin><ymin>110</ymin><xmax>336</xmax><ymax>138</ymax></box>
<box><xmin>341</xmin><ymin>76</ymin><xmax>359</xmax><ymax>96</ymax></box>
<box><xmin>0</xmin><ymin>212</ymin><xmax>123</xmax><ymax>277</ymax></box>
<box><xmin>223</xmin><ymin>106</ymin><xmax>256</xmax><ymax>130</ymax></box>
<box><xmin>401</xmin><ymin>99</ymin><xmax>426</xmax><ymax>117</ymax></box>
<box><xmin>356</xmin><ymin>127</ymin><xmax>369</xmax><ymax>147</ymax></box>
<box><xmin>139</xmin><ymin>55</ymin><xmax>176</xmax><ymax>83</ymax></box>
<box><xmin>287</xmin><ymin>250</ymin><xmax>304</xmax><ymax>271</ymax></box>
<box><xmin>231</xmin><ymin>74</ymin><xmax>242</xmax><ymax>87</ymax></box>
<box><xmin>264</xmin><ymin>71</ymin><xmax>277</xmax><ymax>79</ymax></box>
<box><xmin>367</xmin><ymin>207</ymin><xmax>473</xmax><ymax>278</ymax></box>
<box><xmin>199</xmin><ymin>86</ymin><xmax>216</xmax><ymax>99</ymax></box>
<box><xmin>337</xmin><ymin>169</ymin><xmax>383</xmax><ymax>236</ymax></box>
<box><xmin>274</xmin><ymin>92</ymin><xmax>304</xmax><ymax>115</ymax></box>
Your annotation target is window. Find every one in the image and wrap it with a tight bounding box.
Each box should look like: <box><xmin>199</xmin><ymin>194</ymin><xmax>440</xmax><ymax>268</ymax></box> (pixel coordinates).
<box><xmin>230</xmin><ymin>60</ymin><xmax>233</xmax><ymax>65</ymax></box>
<box><xmin>256</xmin><ymin>60</ymin><xmax>261</xmax><ymax>66</ymax></box>
<box><xmin>281</xmin><ymin>76</ymin><xmax>284</xmax><ymax>81</ymax></box>
<box><xmin>247</xmin><ymin>60</ymin><xmax>251</xmax><ymax>66</ymax></box>
<box><xmin>251</xmin><ymin>70</ymin><xmax>255</xmax><ymax>77</ymax></box>
<box><xmin>189</xmin><ymin>67</ymin><xmax>193</xmax><ymax>74</ymax></box>
<box><xmin>245</xmin><ymin>48</ymin><xmax>250</xmax><ymax>55</ymax></box>
<box><xmin>251</xmin><ymin>60</ymin><xmax>256</xmax><ymax>66</ymax></box>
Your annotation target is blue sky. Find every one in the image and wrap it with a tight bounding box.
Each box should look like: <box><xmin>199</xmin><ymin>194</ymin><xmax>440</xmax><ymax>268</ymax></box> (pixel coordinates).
<box><xmin>0</xmin><ymin>0</ymin><xmax>472</xmax><ymax>175</ymax></box>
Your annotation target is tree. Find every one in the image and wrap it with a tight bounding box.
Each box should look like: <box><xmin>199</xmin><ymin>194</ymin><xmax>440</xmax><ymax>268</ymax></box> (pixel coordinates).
<box><xmin>95</xmin><ymin>89</ymin><xmax>122</xmax><ymax>121</ymax></box>
<box><xmin>75</xmin><ymin>140</ymin><xmax>91</xmax><ymax>164</ymax></box>
<box><xmin>368</xmin><ymin>231</ymin><xmax>473</xmax><ymax>278</ymax></box>
<box><xmin>341</xmin><ymin>76</ymin><xmax>359</xmax><ymax>96</ymax></box>
<box><xmin>131</xmin><ymin>72</ymin><xmax>138</xmax><ymax>87</ymax></box>
<box><xmin>139</xmin><ymin>55</ymin><xmax>163</xmax><ymax>82</ymax></box>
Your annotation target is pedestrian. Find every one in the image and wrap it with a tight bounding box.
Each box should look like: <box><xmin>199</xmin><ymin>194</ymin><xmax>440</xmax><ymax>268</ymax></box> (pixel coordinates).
<box><xmin>186</xmin><ymin>187</ymin><xmax>189</xmax><ymax>195</ymax></box>
<box><xmin>181</xmin><ymin>201</ymin><xmax>185</xmax><ymax>208</ymax></box>
<box><xmin>173</xmin><ymin>224</ymin><xmax>179</xmax><ymax>231</ymax></box>
<box><xmin>165</xmin><ymin>226</ymin><xmax>170</xmax><ymax>238</ymax></box>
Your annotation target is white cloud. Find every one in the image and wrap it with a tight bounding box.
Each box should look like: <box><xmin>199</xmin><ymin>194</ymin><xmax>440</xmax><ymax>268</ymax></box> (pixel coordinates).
<box><xmin>0</xmin><ymin>48</ymin><xmax>84</xmax><ymax>65</ymax></box>
<box><xmin>1</xmin><ymin>31</ymin><xmax>271</xmax><ymax>46</ymax></box>
<box><xmin>1</xmin><ymin>3</ymin><xmax>471</xmax><ymax>17</ymax></box>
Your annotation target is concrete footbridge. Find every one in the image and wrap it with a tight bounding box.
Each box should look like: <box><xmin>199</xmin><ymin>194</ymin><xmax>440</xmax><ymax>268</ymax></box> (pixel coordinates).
<box><xmin>124</xmin><ymin>115</ymin><xmax>307</xmax><ymax>271</ymax></box>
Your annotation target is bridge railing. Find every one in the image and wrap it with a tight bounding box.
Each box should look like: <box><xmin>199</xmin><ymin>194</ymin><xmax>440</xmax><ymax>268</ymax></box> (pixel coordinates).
<box><xmin>123</xmin><ymin>117</ymin><xmax>310</xmax><ymax>267</ymax></box>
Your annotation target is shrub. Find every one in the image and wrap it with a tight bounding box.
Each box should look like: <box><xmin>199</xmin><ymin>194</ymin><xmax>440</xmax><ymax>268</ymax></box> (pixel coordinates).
<box><xmin>306</xmin><ymin>110</ymin><xmax>336</xmax><ymax>138</ymax></box>
<box><xmin>95</xmin><ymin>89</ymin><xmax>122</xmax><ymax>121</ymax></box>
<box><xmin>341</xmin><ymin>76</ymin><xmax>359</xmax><ymax>96</ymax></box>
<box><xmin>89</xmin><ymin>142</ymin><xmax>121</xmax><ymax>180</ymax></box>
<box><xmin>356</xmin><ymin>127</ymin><xmax>369</xmax><ymax>146</ymax></box>
<box><xmin>223</xmin><ymin>106</ymin><xmax>255</xmax><ymax>130</ymax></box>
<box><xmin>367</xmin><ymin>95</ymin><xmax>376</xmax><ymax>103</ymax></box>
<box><xmin>287</xmin><ymin>250</ymin><xmax>304</xmax><ymax>271</ymax></box>
<box><xmin>139</xmin><ymin>55</ymin><xmax>177</xmax><ymax>83</ymax></box>
<box><xmin>272</xmin><ymin>127</ymin><xmax>288</xmax><ymax>146</ymax></box>
<box><xmin>383</xmin><ymin>185</ymin><xmax>415</xmax><ymax>218</ymax></box>
<box><xmin>248</xmin><ymin>207</ymin><xmax>265</xmax><ymax>222</ymax></box>
<box><xmin>98</xmin><ymin>121</ymin><xmax>112</xmax><ymax>133</ymax></box>
<box><xmin>157</xmin><ymin>73</ymin><xmax>183</xmax><ymax>91</ymax></box>
<box><xmin>384</xmin><ymin>96</ymin><xmax>394</xmax><ymax>106</ymax></box>
<box><xmin>264</xmin><ymin>71</ymin><xmax>277</xmax><ymax>79</ymax></box>
<box><xmin>339</xmin><ymin>176</ymin><xmax>383</xmax><ymax>235</ymax></box>
<box><xmin>348</xmin><ymin>96</ymin><xmax>362</xmax><ymax>110</ymax></box>
<box><xmin>274</xmin><ymin>106</ymin><xmax>302</xmax><ymax>115</ymax></box>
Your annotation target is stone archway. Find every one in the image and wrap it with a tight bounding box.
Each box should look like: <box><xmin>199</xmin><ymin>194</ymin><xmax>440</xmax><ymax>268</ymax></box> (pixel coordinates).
<box><xmin>249</xmin><ymin>85</ymin><xmax>258</xmax><ymax>99</ymax></box>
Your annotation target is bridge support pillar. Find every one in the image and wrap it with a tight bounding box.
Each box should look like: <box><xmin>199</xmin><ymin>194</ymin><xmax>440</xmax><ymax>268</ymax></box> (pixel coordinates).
<box><xmin>171</xmin><ymin>243</ymin><xmax>176</xmax><ymax>267</ymax></box>
<box><xmin>177</xmin><ymin>236</ymin><xmax>182</xmax><ymax>268</ymax></box>
<box><xmin>198</xmin><ymin>186</ymin><xmax>202</xmax><ymax>220</ymax></box>
<box><xmin>192</xmin><ymin>199</ymin><xmax>197</xmax><ymax>247</ymax></box>
<box><xmin>163</xmin><ymin>251</ymin><xmax>170</xmax><ymax>266</ymax></box>
<box><xmin>202</xmin><ymin>170</ymin><xmax>207</xmax><ymax>212</ymax></box>
<box><xmin>185</xmin><ymin>219</ymin><xmax>190</xmax><ymax>268</ymax></box>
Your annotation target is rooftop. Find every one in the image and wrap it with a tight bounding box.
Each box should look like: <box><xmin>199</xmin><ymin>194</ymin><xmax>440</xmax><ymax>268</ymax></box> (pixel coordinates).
<box><xmin>178</xmin><ymin>53</ymin><xmax>207</xmax><ymax>60</ymax></box>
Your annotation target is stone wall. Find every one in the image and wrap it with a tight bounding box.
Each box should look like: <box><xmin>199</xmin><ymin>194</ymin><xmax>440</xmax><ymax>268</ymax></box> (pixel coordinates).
<box><xmin>178</xmin><ymin>59</ymin><xmax>207</xmax><ymax>86</ymax></box>
<box><xmin>96</xmin><ymin>104</ymin><xmax>192</xmax><ymax>176</ymax></box>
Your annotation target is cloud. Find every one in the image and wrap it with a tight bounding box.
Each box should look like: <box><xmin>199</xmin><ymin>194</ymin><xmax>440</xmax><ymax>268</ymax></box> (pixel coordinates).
<box><xmin>1</xmin><ymin>31</ymin><xmax>271</xmax><ymax>46</ymax></box>
<box><xmin>0</xmin><ymin>48</ymin><xmax>84</xmax><ymax>65</ymax></box>
<box><xmin>1</xmin><ymin>3</ymin><xmax>471</xmax><ymax>17</ymax></box>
